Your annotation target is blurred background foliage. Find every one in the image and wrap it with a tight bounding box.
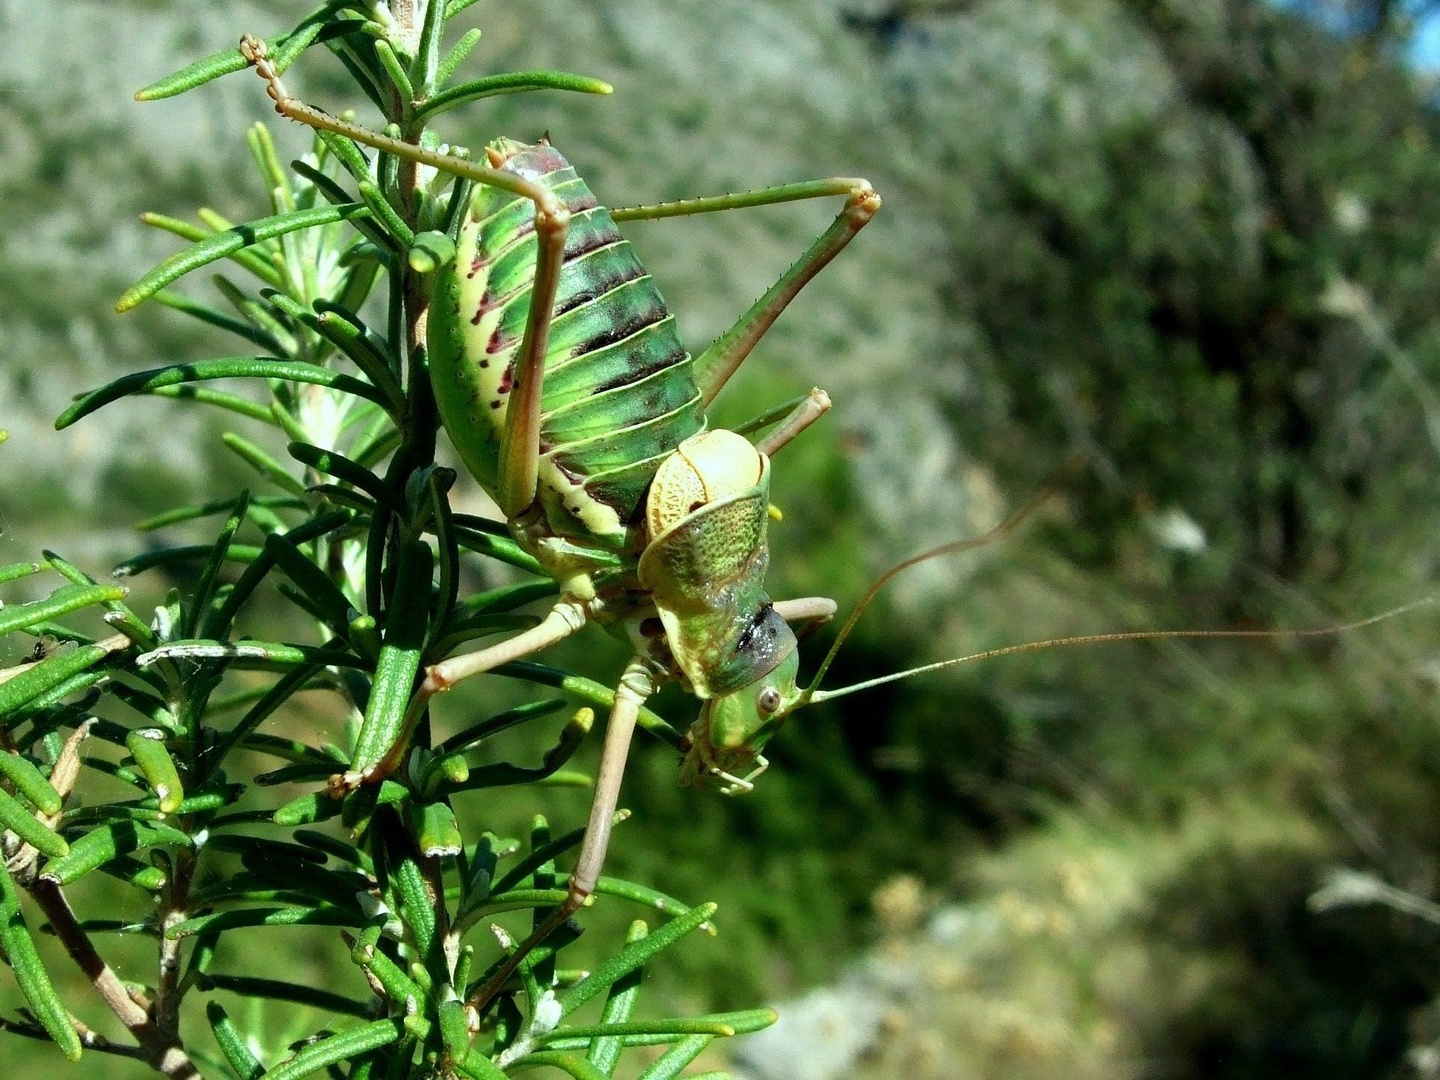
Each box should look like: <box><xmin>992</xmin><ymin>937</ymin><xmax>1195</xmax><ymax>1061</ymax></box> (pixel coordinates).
<box><xmin>6</xmin><ymin>0</ymin><xmax>1440</xmax><ymax>1075</ymax></box>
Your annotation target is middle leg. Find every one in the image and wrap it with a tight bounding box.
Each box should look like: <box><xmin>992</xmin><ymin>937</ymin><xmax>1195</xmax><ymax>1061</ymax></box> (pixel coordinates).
<box><xmin>465</xmin><ymin>654</ymin><xmax>656</xmax><ymax>1011</ymax></box>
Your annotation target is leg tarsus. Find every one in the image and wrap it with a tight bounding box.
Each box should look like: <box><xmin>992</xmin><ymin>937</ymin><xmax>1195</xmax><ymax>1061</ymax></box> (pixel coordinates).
<box><xmin>325</xmin><ymin>601</ymin><xmax>591</xmax><ymax>795</ymax></box>
<box><xmin>754</xmin><ymin>387</ymin><xmax>831</xmax><ymax>458</ymax></box>
<box><xmin>424</xmin><ymin>600</ymin><xmax>589</xmax><ymax>698</ymax></box>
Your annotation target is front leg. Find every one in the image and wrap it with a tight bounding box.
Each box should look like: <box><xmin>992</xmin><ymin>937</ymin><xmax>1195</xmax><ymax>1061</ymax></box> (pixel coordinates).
<box><xmin>330</xmin><ymin>600</ymin><xmax>591</xmax><ymax>793</ymax></box>
<box><xmin>465</xmin><ymin>655</ymin><xmax>656</xmax><ymax>1012</ymax></box>
<box><xmin>754</xmin><ymin>388</ymin><xmax>832</xmax><ymax>458</ymax></box>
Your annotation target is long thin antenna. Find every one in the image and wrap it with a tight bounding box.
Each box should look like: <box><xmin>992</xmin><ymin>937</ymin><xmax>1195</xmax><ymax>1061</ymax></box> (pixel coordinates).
<box><xmin>800</xmin><ymin>462</ymin><xmax>1077</xmax><ymax>699</ymax></box>
<box><xmin>807</xmin><ymin>600</ymin><xmax>1433</xmax><ymax>705</ymax></box>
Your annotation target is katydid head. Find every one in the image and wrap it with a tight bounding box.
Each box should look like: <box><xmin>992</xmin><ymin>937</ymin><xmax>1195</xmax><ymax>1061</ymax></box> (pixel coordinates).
<box><xmin>649</xmin><ymin>451</ymin><xmax>1423</xmax><ymax>794</ymax></box>
<box><xmin>680</xmin><ymin>649</ymin><xmax>803</xmax><ymax>792</ymax></box>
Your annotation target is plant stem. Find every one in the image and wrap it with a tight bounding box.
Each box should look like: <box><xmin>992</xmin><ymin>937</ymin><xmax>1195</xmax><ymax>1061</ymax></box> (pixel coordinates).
<box><xmin>28</xmin><ymin>878</ymin><xmax>200</xmax><ymax>1080</ymax></box>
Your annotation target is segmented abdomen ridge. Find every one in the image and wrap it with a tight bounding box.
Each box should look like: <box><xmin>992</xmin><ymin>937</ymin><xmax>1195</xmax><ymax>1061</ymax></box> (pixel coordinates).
<box><xmin>433</xmin><ymin>142</ymin><xmax>704</xmax><ymax>549</ymax></box>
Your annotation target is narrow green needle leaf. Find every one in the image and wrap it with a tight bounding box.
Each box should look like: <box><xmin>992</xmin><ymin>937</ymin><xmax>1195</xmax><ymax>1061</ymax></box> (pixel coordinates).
<box><xmin>117</xmin><ymin>204</ymin><xmax>371</xmax><ymax>312</ymax></box>
<box><xmin>635</xmin><ymin>1034</ymin><xmax>713</xmax><ymax>1080</ymax></box>
<box><xmin>436</xmin><ymin>29</ymin><xmax>483</xmax><ymax>85</ymax></box>
<box><xmin>408</xmin><ymin>231</ymin><xmax>456</xmax><ymax>275</ymax></box>
<box><xmin>223</xmin><ymin>433</ymin><xmax>309</xmax><ymax>498</ymax></box>
<box><xmin>494</xmin><ymin>663</ymin><xmax>685</xmax><ymax>751</ymax></box>
<box><xmin>446</xmin><ymin>0</ymin><xmax>487</xmax><ymax>19</ymax></box>
<box><xmin>125</xmin><ymin>730</ymin><xmax>185</xmax><ymax>816</ymax></box>
<box><xmin>0</xmin><ymin>752</ymin><xmax>63</xmax><ymax>816</ymax></box>
<box><xmin>137</xmin><ymin>494</ymin><xmax>305</xmax><ymax>532</ymax></box>
<box><xmin>0</xmin><ymin>562</ymin><xmax>42</xmax><ymax>585</ymax></box>
<box><xmin>593</xmin><ymin>879</ymin><xmax>707</xmax><ymax>927</ymax></box>
<box><xmin>112</xmin><ymin>543</ymin><xmax>262</xmax><ymax>579</ymax></box>
<box><xmin>134</xmin><ymin>45</ymin><xmax>251</xmax><ymax>100</ymax></box>
<box><xmin>206</xmin><ymin>512</ymin><xmax>353</xmax><ymax>637</ymax></box>
<box><xmin>212</xmin><ymin>664</ymin><xmax>327</xmax><ymax>766</ymax></box>
<box><xmin>98</xmin><ymin>856</ymin><xmax>168</xmax><ymax>894</ymax></box>
<box><xmin>288</xmin><ymin>442</ymin><xmax>392</xmax><ymax>507</ymax></box>
<box><xmin>198</xmin><ymin>973</ymin><xmax>371</xmax><ymax>1018</ymax></box>
<box><xmin>273</xmin><ymin>792</ymin><xmax>342</xmax><ymax>827</ymax></box>
<box><xmin>262</xmin><ymin>295</ymin><xmax>403</xmax><ymax>411</ymax></box>
<box><xmin>356</xmin><ymin>181</ymin><xmax>415</xmax><ymax>247</ymax></box>
<box><xmin>256</xmin><ymin>1019</ymin><xmax>402</xmax><ymax>1080</ymax></box>
<box><xmin>447</xmin><ymin>708</ymin><xmax>593</xmax><ymax>792</ymax></box>
<box><xmin>509</xmin><ymin>1052</ymin><xmax>608</xmax><ymax>1080</ymax></box>
<box><xmin>587</xmin><ymin>920</ymin><xmax>647</xmax><ymax>1074</ymax></box>
<box><xmin>138</xmin><ymin>213</ymin><xmax>283</xmax><ymax>288</ymax></box>
<box><xmin>133</xmin><ymin>1</ymin><xmax>357</xmax><ymax>100</ymax></box>
<box><xmin>187</xmin><ymin>489</ymin><xmax>249</xmax><ymax>637</ymax></box>
<box><xmin>150</xmin><ymin>289</ymin><xmax>286</xmax><ymax>352</ymax></box>
<box><xmin>0</xmin><ymin>788</ymin><xmax>68</xmax><ymax>857</ymax></box>
<box><xmin>458</xmin><ymin>1050</ymin><xmax>508</xmax><ymax>1080</ymax></box>
<box><xmin>414</xmin><ymin>0</ymin><xmax>448</xmax><ymax>94</ymax></box>
<box><xmin>557</xmin><ymin>1018</ymin><xmax>744</xmax><ymax>1043</ymax></box>
<box><xmin>560</xmin><ymin>904</ymin><xmax>718</xmax><ymax>1016</ymax></box>
<box><xmin>0</xmin><ymin>864</ymin><xmax>81</xmax><ymax>1059</ymax></box>
<box><xmin>413</xmin><ymin>801</ymin><xmax>463</xmax><ymax>857</ymax></box>
<box><xmin>146</xmin><ymin>384</ymin><xmax>281</xmax><ymax>425</ymax></box>
<box><xmin>56</xmin><ymin>357</ymin><xmax>386</xmax><ymax>429</ymax></box>
<box><xmin>351</xmin><ymin>926</ymin><xmax>425</xmax><ymax>1005</ymax></box>
<box><xmin>317</xmin><ymin>131</ymin><xmax>374</xmax><ymax>186</ymax></box>
<box><xmin>41</xmin><ymin>820</ymin><xmax>191</xmax><ymax>886</ymax></box>
<box><xmin>41</xmin><ymin>551</ymin><xmax>159</xmax><ymax>655</ymax></box>
<box><xmin>452</xmin><ymin>525</ymin><xmax>544</xmax><ymax>575</ymax></box>
<box><xmin>349</xmin><ymin>538</ymin><xmax>432</xmax><ymax>775</ymax></box>
<box><xmin>416</xmin><ymin>70</ymin><xmax>612</xmax><ymax>120</ymax></box>
<box><xmin>207</xmin><ymin>1001</ymin><xmax>265</xmax><ymax>1080</ymax></box>
<box><xmin>137</xmin><ymin>640</ymin><xmax>363</xmax><ymax>672</ymax></box>
<box><xmin>392</xmin><ymin>858</ymin><xmax>437</xmax><ymax>956</ymax></box>
<box><xmin>0</xmin><ymin>584</ymin><xmax>128</xmax><ymax>637</ymax></box>
<box><xmin>168</xmin><ymin>905</ymin><xmax>363</xmax><ymax>940</ymax></box>
<box><xmin>373</xmin><ymin>38</ymin><xmax>415</xmax><ymax>101</ymax></box>
<box><xmin>0</xmin><ymin>642</ymin><xmax>123</xmax><ymax>726</ymax></box>
<box><xmin>263</xmin><ymin>532</ymin><xmax>360</xmax><ymax>644</ymax></box>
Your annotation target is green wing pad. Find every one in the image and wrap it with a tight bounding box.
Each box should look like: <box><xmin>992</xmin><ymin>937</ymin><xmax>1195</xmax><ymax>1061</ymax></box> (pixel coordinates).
<box><xmin>638</xmin><ymin>487</ymin><xmax>795</xmax><ymax>697</ymax></box>
<box><xmin>641</xmin><ymin>492</ymin><xmax>769</xmax><ymax>597</ymax></box>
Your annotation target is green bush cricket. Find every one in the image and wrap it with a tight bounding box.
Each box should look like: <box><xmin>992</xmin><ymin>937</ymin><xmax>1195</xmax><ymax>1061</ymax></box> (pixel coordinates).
<box><xmin>240</xmin><ymin>32</ymin><xmax>883</xmax><ymax>998</ymax></box>
<box><xmin>238</xmin><ymin>36</ymin><xmax>1423</xmax><ymax>1012</ymax></box>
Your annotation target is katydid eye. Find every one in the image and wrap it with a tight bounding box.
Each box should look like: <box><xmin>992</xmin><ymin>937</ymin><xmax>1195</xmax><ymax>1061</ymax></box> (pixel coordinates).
<box><xmin>757</xmin><ymin>687</ymin><xmax>782</xmax><ymax>714</ymax></box>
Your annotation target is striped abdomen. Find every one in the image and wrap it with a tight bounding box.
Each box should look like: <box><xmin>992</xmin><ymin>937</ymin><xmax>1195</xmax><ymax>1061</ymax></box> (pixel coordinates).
<box><xmin>428</xmin><ymin>139</ymin><xmax>705</xmax><ymax>554</ymax></box>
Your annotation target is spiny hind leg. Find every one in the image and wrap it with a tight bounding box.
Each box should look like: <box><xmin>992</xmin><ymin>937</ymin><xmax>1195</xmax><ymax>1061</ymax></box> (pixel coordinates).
<box><xmin>241</xmin><ymin>35</ymin><xmax>569</xmax><ymax>517</ymax></box>
<box><xmin>612</xmin><ymin>179</ymin><xmax>880</xmax><ymax>405</ymax></box>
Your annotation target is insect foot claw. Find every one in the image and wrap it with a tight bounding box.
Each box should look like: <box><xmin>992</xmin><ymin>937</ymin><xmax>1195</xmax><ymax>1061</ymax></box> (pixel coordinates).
<box><xmin>847</xmin><ymin>182</ymin><xmax>882</xmax><ymax>226</ymax></box>
<box><xmin>713</xmin><ymin>766</ymin><xmax>754</xmax><ymax>796</ymax></box>
<box><xmin>240</xmin><ymin>34</ymin><xmax>290</xmax><ymax>109</ymax></box>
